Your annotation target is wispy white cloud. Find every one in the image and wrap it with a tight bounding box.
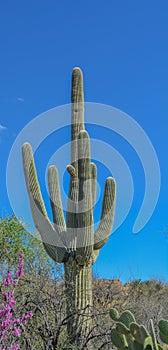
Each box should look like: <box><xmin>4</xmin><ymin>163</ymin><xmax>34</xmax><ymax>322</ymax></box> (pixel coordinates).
<box><xmin>17</xmin><ymin>97</ymin><xmax>24</xmax><ymax>102</ymax></box>
<box><xmin>0</xmin><ymin>124</ymin><xmax>6</xmax><ymax>131</ymax></box>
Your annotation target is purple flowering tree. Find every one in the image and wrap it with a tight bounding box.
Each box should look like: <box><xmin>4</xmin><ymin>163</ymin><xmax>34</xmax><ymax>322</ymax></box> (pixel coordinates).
<box><xmin>0</xmin><ymin>251</ymin><xmax>33</xmax><ymax>350</ymax></box>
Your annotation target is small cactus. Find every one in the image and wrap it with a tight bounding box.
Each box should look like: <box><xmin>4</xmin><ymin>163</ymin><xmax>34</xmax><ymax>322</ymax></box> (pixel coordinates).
<box><xmin>119</xmin><ymin>310</ymin><xmax>136</xmax><ymax>328</ymax></box>
<box><xmin>109</xmin><ymin>307</ymin><xmax>120</xmax><ymax>321</ymax></box>
<box><xmin>109</xmin><ymin>308</ymin><xmax>167</xmax><ymax>350</ymax></box>
<box><xmin>111</xmin><ymin>328</ymin><xmax>128</xmax><ymax>350</ymax></box>
<box><xmin>110</xmin><ymin>308</ymin><xmax>135</xmax><ymax>327</ymax></box>
<box><xmin>158</xmin><ymin>320</ymin><xmax>168</xmax><ymax>344</ymax></box>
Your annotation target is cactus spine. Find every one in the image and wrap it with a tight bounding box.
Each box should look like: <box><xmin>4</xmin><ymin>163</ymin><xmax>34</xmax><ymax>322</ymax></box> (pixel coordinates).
<box><xmin>22</xmin><ymin>68</ymin><xmax>116</xmax><ymax>342</ymax></box>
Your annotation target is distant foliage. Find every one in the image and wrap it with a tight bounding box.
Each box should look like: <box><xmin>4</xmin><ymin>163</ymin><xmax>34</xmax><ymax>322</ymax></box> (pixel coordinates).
<box><xmin>0</xmin><ymin>214</ymin><xmax>57</xmax><ymax>277</ymax></box>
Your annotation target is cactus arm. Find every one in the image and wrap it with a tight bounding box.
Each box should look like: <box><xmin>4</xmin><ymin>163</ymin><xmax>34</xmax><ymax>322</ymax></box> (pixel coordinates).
<box><xmin>66</xmin><ymin>158</ymin><xmax>79</xmax><ymax>250</ymax></box>
<box><xmin>66</xmin><ymin>164</ymin><xmax>76</xmax><ymax>177</ymax></box>
<box><xmin>76</xmin><ymin>130</ymin><xmax>94</xmax><ymax>262</ymax></box>
<box><xmin>66</xmin><ymin>67</ymin><xmax>85</xmax><ymax>249</ymax></box>
<box><xmin>66</xmin><ymin>173</ymin><xmax>79</xmax><ymax>254</ymax></box>
<box><xmin>71</xmin><ymin>67</ymin><xmax>84</xmax><ymax>170</ymax></box>
<box><xmin>22</xmin><ymin>142</ymin><xmax>67</xmax><ymax>263</ymax></box>
<box><xmin>71</xmin><ymin>67</ymin><xmax>84</xmax><ymax>134</ymax></box>
<box><xmin>94</xmin><ymin>177</ymin><xmax>116</xmax><ymax>250</ymax></box>
<box><xmin>91</xmin><ymin>162</ymin><xmax>97</xmax><ymax>209</ymax></box>
<box><xmin>71</xmin><ymin>67</ymin><xmax>84</xmax><ymax>106</ymax></box>
<box><xmin>48</xmin><ymin>165</ymin><xmax>66</xmax><ymax>232</ymax></box>
<box><xmin>22</xmin><ymin>142</ymin><xmax>48</xmax><ymax>220</ymax></box>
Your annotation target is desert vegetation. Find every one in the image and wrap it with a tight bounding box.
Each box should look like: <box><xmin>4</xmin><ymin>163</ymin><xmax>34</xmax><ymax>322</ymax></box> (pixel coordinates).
<box><xmin>0</xmin><ymin>216</ymin><xmax>168</xmax><ymax>349</ymax></box>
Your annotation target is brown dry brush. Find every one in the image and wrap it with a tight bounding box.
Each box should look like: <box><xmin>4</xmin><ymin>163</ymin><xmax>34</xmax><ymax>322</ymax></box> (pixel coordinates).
<box><xmin>9</xmin><ymin>271</ymin><xmax>111</xmax><ymax>349</ymax></box>
<box><xmin>2</xmin><ymin>271</ymin><xmax>167</xmax><ymax>349</ymax></box>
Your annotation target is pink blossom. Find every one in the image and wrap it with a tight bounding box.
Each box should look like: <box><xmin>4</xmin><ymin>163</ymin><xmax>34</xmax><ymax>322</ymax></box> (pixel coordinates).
<box><xmin>13</xmin><ymin>318</ymin><xmax>20</xmax><ymax>324</ymax></box>
<box><xmin>23</xmin><ymin>311</ymin><xmax>33</xmax><ymax>320</ymax></box>
<box><xmin>12</xmin><ymin>327</ymin><xmax>21</xmax><ymax>337</ymax></box>
<box><xmin>8</xmin><ymin>294</ymin><xmax>16</xmax><ymax>308</ymax></box>
<box><xmin>9</xmin><ymin>346</ymin><xmax>20</xmax><ymax>350</ymax></box>
<box><xmin>18</xmin><ymin>251</ymin><xmax>24</xmax><ymax>259</ymax></box>
<box><xmin>16</xmin><ymin>251</ymin><xmax>24</xmax><ymax>278</ymax></box>
<box><xmin>4</xmin><ymin>272</ymin><xmax>12</xmax><ymax>287</ymax></box>
<box><xmin>1</xmin><ymin>292</ymin><xmax>8</xmax><ymax>300</ymax></box>
<box><xmin>13</xmin><ymin>280</ymin><xmax>18</xmax><ymax>287</ymax></box>
<box><xmin>1</xmin><ymin>319</ymin><xmax>12</xmax><ymax>328</ymax></box>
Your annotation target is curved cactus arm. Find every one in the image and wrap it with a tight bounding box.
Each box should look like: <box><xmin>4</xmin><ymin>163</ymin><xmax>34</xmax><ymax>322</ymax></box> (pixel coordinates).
<box><xmin>94</xmin><ymin>177</ymin><xmax>116</xmax><ymax>250</ymax></box>
<box><xmin>48</xmin><ymin>165</ymin><xmax>66</xmax><ymax>232</ymax></box>
<box><xmin>22</xmin><ymin>142</ymin><xmax>48</xmax><ymax>219</ymax></box>
<box><xmin>22</xmin><ymin>142</ymin><xmax>67</xmax><ymax>263</ymax></box>
<box><xmin>29</xmin><ymin>201</ymin><xmax>67</xmax><ymax>263</ymax></box>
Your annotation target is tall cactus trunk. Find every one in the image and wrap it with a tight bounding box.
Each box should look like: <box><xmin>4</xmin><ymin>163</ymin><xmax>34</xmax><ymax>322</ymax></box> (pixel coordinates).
<box><xmin>22</xmin><ymin>67</ymin><xmax>116</xmax><ymax>346</ymax></box>
<box><xmin>64</xmin><ymin>259</ymin><xmax>92</xmax><ymax>342</ymax></box>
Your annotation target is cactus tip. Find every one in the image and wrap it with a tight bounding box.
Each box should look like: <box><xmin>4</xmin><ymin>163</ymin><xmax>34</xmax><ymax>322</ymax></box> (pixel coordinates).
<box><xmin>72</xmin><ymin>66</ymin><xmax>82</xmax><ymax>73</ymax></box>
<box><xmin>79</xmin><ymin>130</ymin><xmax>89</xmax><ymax>139</ymax></box>
<box><xmin>22</xmin><ymin>142</ymin><xmax>31</xmax><ymax>149</ymax></box>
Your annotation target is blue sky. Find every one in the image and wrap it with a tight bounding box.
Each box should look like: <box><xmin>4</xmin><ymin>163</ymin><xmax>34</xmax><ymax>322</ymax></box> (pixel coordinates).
<box><xmin>0</xmin><ymin>1</ymin><xmax>168</xmax><ymax>284</ymax></box>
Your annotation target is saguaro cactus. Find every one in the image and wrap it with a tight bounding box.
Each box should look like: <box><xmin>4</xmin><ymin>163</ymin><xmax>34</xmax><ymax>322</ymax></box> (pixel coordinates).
<box><xmin>22</xmin><ymin>67</ymin><xmax>116</xmax><ymax>342</ymax></box>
